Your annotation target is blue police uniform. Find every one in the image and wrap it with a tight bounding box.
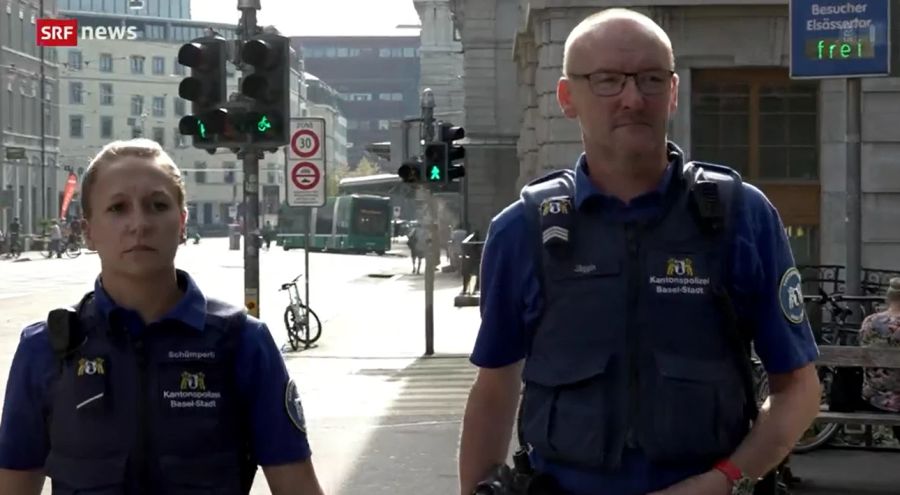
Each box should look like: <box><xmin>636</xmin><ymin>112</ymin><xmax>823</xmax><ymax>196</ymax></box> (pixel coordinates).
<box><xmin>471</xmin><ymin>143</ymin><xmax>818</xmax><ymax>495</ymax></box>
<box><xmin>0</xmin><ymin>269</ymin><xmax>311</xmax><ymax>494</ymax></box>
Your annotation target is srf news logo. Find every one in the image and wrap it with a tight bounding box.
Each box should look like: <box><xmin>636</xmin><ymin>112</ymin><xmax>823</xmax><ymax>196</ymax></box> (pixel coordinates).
<box><xmin>37</xmin><ymin>19</ymin><xmax>139</xmax><ymax>47</ymax></box>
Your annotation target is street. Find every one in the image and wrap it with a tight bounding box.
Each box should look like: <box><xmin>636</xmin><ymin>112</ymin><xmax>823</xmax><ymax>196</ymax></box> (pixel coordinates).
<box><xmin>1</xmin><ymin>239</ymin><xmax>898</xmax><ymax>494</ymax></box>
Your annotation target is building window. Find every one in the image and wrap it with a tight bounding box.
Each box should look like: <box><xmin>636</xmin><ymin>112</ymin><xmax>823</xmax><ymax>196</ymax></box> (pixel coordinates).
<box><xmin>391</xmin><ymin>48</ymin><xmax>403</xmax><ymax>57</ymax></box>
<box><xmin>453</xmin><ymin>28</ymin><xmax>462</xmax><ymax>41</ymax></box>
<box><xmin>349</xmin><ymin>93</ymin><xmax>372</xmax><ymax>101</ymax></box>
<box><xmin>224</xmin><ymin>161</ymin><xmax>236</xmax><ymax>184</ymax></box>
<box><xmin>100</xmin><ymin>116</ymin><xmax>113</xmax><ymax>139</ymax></box>
<box><xmin>152</xmin><ymin>56</ymin><xmax>165</xmax><ymax>75</ymax></box>
<box><xmin>130</xmin><ymin>55</ymin><xmax>145</xmax><ymax>74</ymax></box>
<box><xmin>379</xmin><ymin>48</ymin><xmax>391</xmax><ymax>57</ymax></box>
<box><xmin>99</xmin><ymin>53</ymin><xmax>113</xmax><ymax>72</ymax></box>
<box><xmin>267</xmin><ymin>171</ymin><xmax>276</xmax><ymax>184</ymax></box>
<box><xmin>67</xmin><ymin>50</ymin><xmax>82</xmax><ymax>70</ymax></box>
<box><xmin>174</xmin><ymin>98</ymin><xmax>186</xmax><ymax>116</ymax></box>
<box><xmin>379</xmin><ymin>93</ymin><xmax>392</xmax><ymax>101</ymax></box>
<box><xmin>131</xmin><ymin>95</ymin><xmax>144</xmax><ymax>116</ymax></box>
<box><xmin>152</xmin><ymin>96</ymin><xmax>165</xmax><ymax>117</ymax></box>
<box><xmin>195</xmin><ymin>162</ymin><xmax>207</xmax><ymax>184</ymax></box>
<box><xmin>152</xmin><ymin>127</ymin><xmax>165</xmax><ymax>146</ymax></box>
<box><xmin>691</xmin><ymin>69</ymin><xmax>819</xmax><ymax>180</ymax></box>
<box><xmin>325</xmin><ymin>47</ymin><xmax>336</xmax><ymax>57</ymax></box>
<box><xmin>69</xmin><ymin>82</ymin><xmax>83</xmax><ymax>104</ymax></box>
<box><xmin>403</xmin><ymin>47</ymin><xmax>415</xmax><ymax>57</ymax></box>
<box><xmin>349</xmin><ymin>48</ymin><xmax>361</xmax><ymax>56</ymax></box>
<box><xmin>337</xmin><ymin>47</ymin><xmax>348</xmax><ymax>57</ymax></box>
<box><xmin>100</xmin><ymin>83</ymin><xmax>113</xmax><ymax>105</ymax></box>
<box><xmin>69</xmin><ymin>115</ymin><xmax>83</xmax><ymax>138</ymax></box>
<box><xmin>378</xmin><ymin>120</ymin><xmax>391</xmax><ymax>130</ymax></box>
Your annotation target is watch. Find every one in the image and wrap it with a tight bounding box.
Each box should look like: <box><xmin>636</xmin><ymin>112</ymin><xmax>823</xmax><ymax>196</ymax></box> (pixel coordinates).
<box><xmin>714</xmin><ymin>459</ymin><xmax>756</xmax><ymax>495</ymax></box>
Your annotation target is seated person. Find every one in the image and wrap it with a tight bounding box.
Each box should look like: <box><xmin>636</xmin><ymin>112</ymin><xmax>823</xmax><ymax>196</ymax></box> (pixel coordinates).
<box><xmin>859</xmin><ymin>277</ymin><xmax>900</xmax><ymax>440</ymax></box>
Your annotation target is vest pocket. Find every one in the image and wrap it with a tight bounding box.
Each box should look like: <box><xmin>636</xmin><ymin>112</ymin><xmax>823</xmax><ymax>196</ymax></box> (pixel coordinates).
<box><xmin>639</xmin><ymin>351</ymin><xmax>738</xmax><ymax>462</ymax></box>
<box><xmin>45</xmin><ymin>451</ymin><xmax>126</xmax><ymax>494</ymax></box>
<box><xmin>158</xmin><ymin>452</ymin><xmax>243</xmax><ymax>494</ymax></box>
<box><xmin>521</xmin><ymin>352</ymin><xmax>613</xmax><ymax>468</ymax></box>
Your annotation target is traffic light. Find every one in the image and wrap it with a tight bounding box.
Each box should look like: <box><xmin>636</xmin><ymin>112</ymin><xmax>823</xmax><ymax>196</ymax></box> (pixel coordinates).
<box><xmin>397</xmin><ymin>159</ymin><xmax>423</xmax><ymax>183</ymax></box>
<box><xmin>424</xmin><ymin>143</ymin><xmax>448</xmax><ymax>184</ymax></box>
<box><xmin>438</xmin><ymin>122</ymin><xmax>466</xmax><ymax>181</ymax></box>
<box><xmin>239</xmin><ymin>33</ymin><xmax>291</xmax><ymax>147</ymax></box>
<box><xmin>176</xmin><ymin>36</ymin><xmax>228</xmax><ymax>152</ymax></box>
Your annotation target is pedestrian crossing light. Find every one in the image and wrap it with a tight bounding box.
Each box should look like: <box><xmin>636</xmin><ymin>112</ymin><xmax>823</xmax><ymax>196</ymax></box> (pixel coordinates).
<box><xmin>398</xmin><ymin>159</ymin><xmax>423</xmax><ymax>183</ymax></box>
<box><xmin>176</xmin><ymin>35</ymin><xmax>228</xmax><ymax>152</ymax></box>
<box><xmin>424</xmin><ymin>143</ymin><xmax>449</xmax><ymax>184</ymax></box>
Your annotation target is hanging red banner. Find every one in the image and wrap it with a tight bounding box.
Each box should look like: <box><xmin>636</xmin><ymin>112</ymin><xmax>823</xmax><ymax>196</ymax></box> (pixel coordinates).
<box><xmin>60</xmin><ymin>172</ymin><xmax>78</xmax><ymax>219</ymax></box>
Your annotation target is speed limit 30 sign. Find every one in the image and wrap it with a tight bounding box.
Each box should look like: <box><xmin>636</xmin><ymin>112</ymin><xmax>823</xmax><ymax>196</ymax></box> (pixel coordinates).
<box><xmin>286</xmin><ymin>118</ymin><xmax>327</xmax><ymax>207</ymax></box>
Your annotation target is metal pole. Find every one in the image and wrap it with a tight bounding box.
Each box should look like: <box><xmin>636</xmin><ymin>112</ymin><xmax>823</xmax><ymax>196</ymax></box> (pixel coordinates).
<box><xmin>422</xmin><ymin>89</ymin><xmax>436</xmax><ymax>356</ymax></box>
<box><xmin>305</xmin><ymin>207</ymin><xmax>311</xmax><ymax>346</ymax></box>
<box><xmin>238</xmin><ymin>0</ymin><xmax>261</xmax><ymax>318</ymax></box>
<box><xmin>39</xmin><ymin>0</ymin><xmax>46</xmax><ymax>224</ymax></box>
<box><xmin>845</xmin><ymin>77</ymin><xmax>862</xmax><ymax>299</ymax></box>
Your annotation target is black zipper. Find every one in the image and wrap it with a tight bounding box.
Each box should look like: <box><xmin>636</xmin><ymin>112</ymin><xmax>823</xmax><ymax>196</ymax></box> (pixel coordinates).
<box><xmin>131</xmin><ymin>336</ymin><xmax>150</xmax><ymax>494</ymax></box>
<box><xmin>624</xmin><ymin>223</ymin><xmax>642</xmax><ymax>446</ymax></box>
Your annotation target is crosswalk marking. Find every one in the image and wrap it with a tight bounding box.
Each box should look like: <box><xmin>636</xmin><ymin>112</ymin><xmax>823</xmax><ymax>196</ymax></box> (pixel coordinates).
<box><xmin>299</xmin><ymin>357</ymin><xmax>477</xmax><ymax>420</ymax></box>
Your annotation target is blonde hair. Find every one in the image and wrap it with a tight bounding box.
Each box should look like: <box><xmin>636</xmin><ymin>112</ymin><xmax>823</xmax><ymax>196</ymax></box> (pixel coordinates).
<box><xmin>563</xmin><ymin>8</ymin><xmax>675</xmax><ymax>75</ymax></box>
<box><xmin>80</xmin><ymin>139</ymin><xmax>186</xmax><ymax>219</ymax></box>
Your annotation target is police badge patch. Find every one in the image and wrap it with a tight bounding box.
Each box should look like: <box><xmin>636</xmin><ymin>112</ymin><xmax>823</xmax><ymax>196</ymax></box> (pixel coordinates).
<box><xmin>539</xmin><ymin>196</ymin><xmax>573</xmax><ymax>247</ymax></box>
<box><xmin>284</xmin><ymin>379</ymin><xmax>306</xmax><ymax>433</ymax></box>
<box><xmin>778</xmin><ymin>267</ymin><xmax>806</xmax><ymax>324</ymax></box>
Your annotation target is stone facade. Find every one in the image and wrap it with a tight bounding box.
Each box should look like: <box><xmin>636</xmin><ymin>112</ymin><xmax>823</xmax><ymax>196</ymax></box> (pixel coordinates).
<box><xmin>452</xmin><ymin>0</ymin><xmax>900</xmax><ymax>269</ymax></box>
<box><xmin>414</xmin><ymin>0</ymin><xmax>465</xmax><ymax>126</ymax></box>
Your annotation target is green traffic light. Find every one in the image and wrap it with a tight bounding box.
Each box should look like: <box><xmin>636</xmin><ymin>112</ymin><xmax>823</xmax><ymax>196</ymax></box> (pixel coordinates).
<box><xmin>429</xmin><ymin>165</ymin><xmax>442</xmax><ymax>181</ymax></box>
<box><xmin>198</xmin><ymin>120</ymin><xmax>207</xmax><ymax>139</ymax></box>
<box><xmin>257</xmin><ymin>115</ymin><xmax>272</xmax><ymax>133</ymax></box>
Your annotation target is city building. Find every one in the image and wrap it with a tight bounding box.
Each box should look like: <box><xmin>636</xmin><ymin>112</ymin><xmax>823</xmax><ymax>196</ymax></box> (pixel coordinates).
<box><xmin>57</xmin><ymin>0</ymin><xmax>190</xmax><ymax>18</ymax></box>
<box><xmin>0</xmin><ymin>0</ymin><xmax>62</xmax><ymax>237</ymax></box>
<box><xmin>303</xmin><ymin>71</ymin><xmax>349</xmax><ymax>183</ymax></box>
<box><xmin>451</xmin><ymin>0</ymin><xmax>900</xmax><ymax>269</ymax></box>
<box><xmin>414</xmin><ymin>0</ymin><xmax>464</xmax><ymax>126</ymax></box>
<box><xmin>293</xmin><ymin>35</ymin><xmax>421</xmax><ymax>169</ymax></box>
<box><xmin>51</xmin><ymin>8</ymin><xmax>340</xmax><ymax>235</ymax></box>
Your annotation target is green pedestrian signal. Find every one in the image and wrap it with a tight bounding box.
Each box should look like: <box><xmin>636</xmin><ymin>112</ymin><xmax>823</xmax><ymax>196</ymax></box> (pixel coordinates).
<box><xmin>198</xmin><ymin>120</ymin><xmax>207</xmax><ymax>139</ymax></box>
<box><xmin>429</xmin><ymin>165</ymin><xmax>442</xmax><ymax>181</ymax></box>
<box><xmin>256</xmin><ymin>115</ymin><xmax>272</xmax><ymax>133</ymax></box>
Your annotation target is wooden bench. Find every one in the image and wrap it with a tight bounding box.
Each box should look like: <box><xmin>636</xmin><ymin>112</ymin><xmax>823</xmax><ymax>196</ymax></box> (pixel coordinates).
<box><xmin>813</xmin><ymin>345</ymin><xmax>900</xmax><ymax>427</ymax></box>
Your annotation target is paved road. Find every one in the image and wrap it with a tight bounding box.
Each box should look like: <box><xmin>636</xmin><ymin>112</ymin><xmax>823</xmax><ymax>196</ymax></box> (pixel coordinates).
<box><xmin>1</xmin><ymin>239</ymin><xmax>897</xmax><ymax>494</ymax></box>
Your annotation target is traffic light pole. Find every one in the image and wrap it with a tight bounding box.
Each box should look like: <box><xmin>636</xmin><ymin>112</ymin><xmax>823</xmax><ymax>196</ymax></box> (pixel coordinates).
<box><xmin>421</xmin><ymin>89</ymin><xmax>436</xmax><ymax>356</ymax></box>
<box><xmin>238</xmin><ymin>0</ymin><xmax>262</xmax><ymax>318</ymax></box>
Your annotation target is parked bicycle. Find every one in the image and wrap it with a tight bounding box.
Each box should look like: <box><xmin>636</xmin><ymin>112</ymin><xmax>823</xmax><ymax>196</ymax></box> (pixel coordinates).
<box><xmin>279</xmin><ymin>273</ymin><xmax>322</xmax><ymax>351</ymax></box>
<box><xmin>791</xmin><ymin>289</ymin><xmax>885</xmax><ymax>453</ymax></box>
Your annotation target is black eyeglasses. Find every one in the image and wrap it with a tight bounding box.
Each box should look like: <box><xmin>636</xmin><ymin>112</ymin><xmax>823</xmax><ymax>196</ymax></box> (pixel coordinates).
<box><xmin>567</xmin><ymin>69</ymin><xmax>675</xmax><ymax>96</ymax></box>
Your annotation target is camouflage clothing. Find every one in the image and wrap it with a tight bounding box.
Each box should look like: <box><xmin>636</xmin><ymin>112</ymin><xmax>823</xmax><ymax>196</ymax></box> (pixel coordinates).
<box><xmin>859</xmin><ymin>311</ymin><xmax>900</xmax><ymax>412</ymax></box>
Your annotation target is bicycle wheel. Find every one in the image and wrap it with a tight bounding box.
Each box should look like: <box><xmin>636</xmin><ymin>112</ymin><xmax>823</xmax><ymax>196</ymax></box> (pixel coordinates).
<box><xmin>42</xmin><ymin>245</ymin><xmax>54</xmax><ymax>258</ymax></box>
<box><xmin>296</xmin><ymin>305</ymin><xmax>322</xmax><ymax>345</ymax></box>
<box><xmin>793</xmin><ymin>367</ymin><xmax>840</xmax><ymax>453</ymax></box>
<box><xmin>283</xmin><ymin>305</ymin><xmax>302</xmax><ymax>351</ymax></box>
<box><xmin>65</xmin><ymin>242</ymin><xmax>82</xmax><ymax>258</ymax></box>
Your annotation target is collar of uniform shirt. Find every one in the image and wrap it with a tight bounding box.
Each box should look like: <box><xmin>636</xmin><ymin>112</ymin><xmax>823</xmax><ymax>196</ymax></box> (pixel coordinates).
<box><xmin>573</xmin><ymin>144</ymin><xmax>680</xmax><ymax>221</ymax></box>
<box><xmin>92</xmin><ymin>269</ymin><xmax>208</xmax><ymax>334</ymax></box>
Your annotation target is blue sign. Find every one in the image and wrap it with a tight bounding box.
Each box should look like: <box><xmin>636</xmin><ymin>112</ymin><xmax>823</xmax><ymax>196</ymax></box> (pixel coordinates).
<box><xmin>790</xmin><ymin>0</ymin><xmax>891</xmax><ymax>78</ymax></box>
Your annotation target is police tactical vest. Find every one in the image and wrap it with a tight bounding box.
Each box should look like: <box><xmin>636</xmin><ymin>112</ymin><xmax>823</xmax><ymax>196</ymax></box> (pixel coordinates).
<box><xmin>518</xmin><ymin>146</ymin><xmax>753</xmax><ymax>471</ymax></box>
<box><xmin>44</xmin><ymin>294</ymin><xmax>255</xmax><ymax>495</ymax></box>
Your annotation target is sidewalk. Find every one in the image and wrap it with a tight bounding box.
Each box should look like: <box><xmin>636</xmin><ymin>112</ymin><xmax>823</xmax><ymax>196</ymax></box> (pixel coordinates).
<box><xmin>284</xmin><ymin>270</ymin><xmax>481</xmax><ymax>360</ymax></box>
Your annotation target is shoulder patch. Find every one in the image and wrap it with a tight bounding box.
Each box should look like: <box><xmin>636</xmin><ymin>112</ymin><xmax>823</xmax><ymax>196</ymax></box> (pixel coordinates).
<box><xmin>284</xmin><ymin>378</ymin><xmax>306</xmax><ymax>433</ymax></box>
<box><xmin>778</xmin><ymin>267</ymin><xmax>806</xmax><ymax>324</ymax></box>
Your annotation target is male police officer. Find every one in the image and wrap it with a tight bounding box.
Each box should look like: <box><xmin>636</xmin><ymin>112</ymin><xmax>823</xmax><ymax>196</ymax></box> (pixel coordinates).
<box><xmin>458</xmin><ymin>9</ymin><xmax>822</xmax><ymax>495</ymax></box>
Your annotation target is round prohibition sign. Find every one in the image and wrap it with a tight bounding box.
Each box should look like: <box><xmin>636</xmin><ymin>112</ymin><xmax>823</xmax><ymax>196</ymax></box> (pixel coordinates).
<box><xmin>291</xmin><ymin>162</ymin><xmax>321</xmax><ymax>190</ymax></box>
<box><xmin>291</xmin><ymin>129</ymin><xmax>320</xmax><ymax>158</ymax></box>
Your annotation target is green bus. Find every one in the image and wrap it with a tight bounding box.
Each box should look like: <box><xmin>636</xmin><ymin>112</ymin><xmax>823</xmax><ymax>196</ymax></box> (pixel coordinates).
<box><xmin>277</xmin><ymin>194</ymin><xmax>392</xmax><ymax>254</ymax></box>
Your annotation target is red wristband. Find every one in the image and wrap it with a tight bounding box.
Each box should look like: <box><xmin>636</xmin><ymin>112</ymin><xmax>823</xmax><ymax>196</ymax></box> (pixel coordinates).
<box><xmin>714</xmin><ymin>459</ymin><xmax>743</xmax><ymax>483</ymax></box>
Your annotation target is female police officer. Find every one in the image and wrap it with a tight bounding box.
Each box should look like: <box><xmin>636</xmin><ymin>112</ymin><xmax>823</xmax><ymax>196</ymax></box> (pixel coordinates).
<box><xmin>0</xmin><ymin>139</ymin><xmax>325</xmax><ymax>495</ymax></box>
